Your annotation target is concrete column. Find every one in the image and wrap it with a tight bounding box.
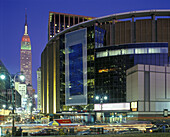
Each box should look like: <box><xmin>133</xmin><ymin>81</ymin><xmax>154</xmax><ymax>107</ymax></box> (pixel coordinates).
<box><xmin>56</xmin><ymin>40</ymin><xmax>60</xmax><ymax>112</ymax></box>
<box><xmin>64</xmin><ymin>14</ymin><xmax>65</xmax><ymax>30</ymax></box>
<box><xmin>152</xmin><ymin>14</ymin><xmax>156</xmax><ymax>42</ymax></box>
<box><xmin>48</xmin><ymin>14</ymin><xmax>51</xmax><ymax>40</ymax></box>
<box><xmin>68</xmin><ymin>16</ymin><xmax>70</xmax><ymax>27</ymax></box>
<box><xmin>73</xmin><ymin>16</ymin><xmax>75</xmax><ymax>25</ymax></box>
<box><xmin>131</xmin><ymin>16</ymin><xmax>135</xmax><ymax>43</ymax></box>
<box><xmin>59</xmin><ymin>14</ymin><xmax>60</xmax><ymax>32</ymax></box>
<box><xmin>111</xmin><ymin>19</ymin><xmax>116</xmax><ymax>45</ymax></box>
<box><xmin>54</xmin><ymin>14</ymin><xmax>55</xmax><ymax>36</ymax></box>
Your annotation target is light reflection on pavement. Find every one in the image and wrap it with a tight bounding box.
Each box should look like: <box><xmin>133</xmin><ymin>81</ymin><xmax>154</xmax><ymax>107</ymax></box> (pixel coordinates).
<box><xmin>1</xmin><ymin>123</ymin><xmax>152</xmax><ymax>135</ymax></box>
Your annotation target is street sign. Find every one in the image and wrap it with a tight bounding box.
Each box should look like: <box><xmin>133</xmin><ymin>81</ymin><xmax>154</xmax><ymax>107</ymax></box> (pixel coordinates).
<box><xmin>9</xmin><ymin>113</ymin><xmax>17</xmax><ymax>117</ymax></box>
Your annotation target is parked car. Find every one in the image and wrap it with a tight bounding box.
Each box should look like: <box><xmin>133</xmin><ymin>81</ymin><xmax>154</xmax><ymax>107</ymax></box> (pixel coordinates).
<box><xmin>30</xmin><ymin>129</ymin><xmax>58</xmax><ymax>136</ymax></box>
<box><xmin>103</xmin><ymin>129</ymin><xmax>110</xmax><ymax>134</ymax></box>
<box><xmin>77</xmin><ymin>130</ymin><xmax>91</xmax><ymax>135</ymax></box>
<box><xmin>117</xmin><ymin>128</ymin><xmax>142</xmax><ymax>134</ymax></box>
<box><xmin>90</xmin><ymin>127</ymin><xmax>104</xmax><ymax>135</ymax></box>
<box><xmin>156</xmin><ymin>124</ymin><xmax>170</xmax><ymax>132</ymax></box>
<box><xmin>145</xmin><ymin>124</ymin><xmax>159</xmax><ymax>133</ymax></box>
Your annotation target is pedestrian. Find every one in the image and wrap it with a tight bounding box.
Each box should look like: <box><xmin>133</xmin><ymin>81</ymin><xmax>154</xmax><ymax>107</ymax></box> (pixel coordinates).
<box><xmin>19</xmin><ymin>127</ymin><xmax>22</xmax><ymax>132</ymax></box>
<box><xmin>6</xmin><ymin>129</ymin><xmax>9</xmax><ymax>134</ymax></box>
<box><xmin>162</xmin><ymin>125</ymin><xmax>165</xmax><ymax>132</ymax></box>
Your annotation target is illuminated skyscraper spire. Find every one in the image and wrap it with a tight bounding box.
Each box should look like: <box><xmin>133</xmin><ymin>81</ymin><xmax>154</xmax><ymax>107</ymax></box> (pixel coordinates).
<box><xmin>24</xmin><ymin>8</ymin><xmax>28</xmax><ymax>35</ymax></box>
<box><xmin>20</xmin><ymin>9</ymin><xmax>32</xmax><ymax>85</ymax></box>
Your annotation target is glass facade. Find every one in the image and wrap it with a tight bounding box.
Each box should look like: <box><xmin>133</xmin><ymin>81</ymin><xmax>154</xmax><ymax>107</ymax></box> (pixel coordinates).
<box><xmin>95</xmin><ymin>43</ymin><xmax>170</xmax><ymax>103</ymax></box>
<box><xmin>69</xmin><ymin>43</ymin><xmax>83</xmax><ymax>96</ymax></box>
<box><xmin>87</xmin><ymin>26</ymin><xmax>95</xmax><ymax>110</ymax></box>
<box><xmin>95</xmin><ymin>26</ymin><xmax>106</xmax><ymax>48</ymax></box>
<box><xmin>65</xmin><ymin>28</ymin><xmax>87</xmax><ymax>106</ymax></box>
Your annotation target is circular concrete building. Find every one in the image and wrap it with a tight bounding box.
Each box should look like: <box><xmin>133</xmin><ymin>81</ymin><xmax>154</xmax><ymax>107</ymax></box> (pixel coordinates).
<box><xmin>41</xmin><ymin>10</ymin><xmax>170</xmax><ymax>123</ymax></box>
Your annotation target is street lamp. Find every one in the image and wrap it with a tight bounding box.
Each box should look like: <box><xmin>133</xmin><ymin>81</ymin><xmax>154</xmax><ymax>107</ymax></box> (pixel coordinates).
<box><xmin>34</xmin><ymin>94</ymin><xmax>37</xmax><ymax>99</ymax></box>
<box><xmin>0</xmin><ymin>71</ymin><xmax>25</xmax><ymax>136</ymax></box>
<box><xmin>95</xmin><ymin>95</ymin><xmax>108</xmax><ymax>123</ymax></box>
<box><xmin>2</xmin><ymin>104</ymin><xmax>6</xmax><ymax>109</ymax></box>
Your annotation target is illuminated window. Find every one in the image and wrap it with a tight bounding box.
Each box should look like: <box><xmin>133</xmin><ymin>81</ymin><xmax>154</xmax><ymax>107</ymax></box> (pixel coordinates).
<box><xmin>160</xmin><ymin>48</ymin><xmax>168</xmax><ymax>53</ymax></box>
<box><xmin>96</xmin><ymin>47</ymin><xmax>168</xmax><ymax>58</ymax></box>
<box><xmin>109</xmin><ymin>50</ymin><xmax>121</xmax><ymax>56</ymax></box>
<box><xmin>87</xmin><ymin>79</ymin><xmax>94</xmax><ymax>86</ymax></box>
<box><xmin>148</xmin><ymin>48</ymin><xmax>167</xmax><ymax>53</ymax></box>
<box><xmin>96</xmin><ymin>51</ymin><xmax>108</xmax><ymax>58</ymax></box>
<box><xmin>122</xmin><ymin>49</ymin><xmax>134</xmax><ymax>54</ymax></box>
<box><xmin>98</xmin><ymin>69</ymin><xmax>109</xmax><ymax>73</ymax></box>
<box><xmin>135</xmin><ymin>48</ymin><xmax>147</xmax><ymax>54</ymax></box>
<box><xmin>87</xmin><ymin>55</ymin><xmax>94</xmax><ymax>61</ymax></box>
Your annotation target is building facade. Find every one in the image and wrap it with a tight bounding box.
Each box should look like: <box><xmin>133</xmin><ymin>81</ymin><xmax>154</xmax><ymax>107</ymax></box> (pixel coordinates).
<box><xmin>15</xmin><ymin>82</ymin><xmax>27</xmax><ymax>109</ymax></box>
<box><xmin>20</xmin><ymin>11</ymin><xmax>32</xmax><ymax>85</ymax></box>
<box><xmin>37</xmin><ymin>67</ymin><xmax>41</xmax><ymax>111</ymax></box>
<box><xmin>48</xmin><ymin>12</ymin><xmax>95</xmax><ymax>40</ymax></box>
<box><xmin>0</xmin><ymin>60</ymin><xmax>11</xmax><ymax>110</ymax></box>
<box><xmin>95</xmin><ymin>42</ymin><xmax>170</xmax><ymax>103</ymax></box>
<box><xmin>127</xmin><ymin>64</ymin><xmax>170</xmax><ymax>120</ymax></box>
<box><xmin>41</xmin><ymin>10</ymin><xmax>170</xmax><ymax>116</ymax></box>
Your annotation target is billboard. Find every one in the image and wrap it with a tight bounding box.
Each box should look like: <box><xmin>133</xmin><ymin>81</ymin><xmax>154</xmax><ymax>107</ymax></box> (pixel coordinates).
<box><xmin>65</xmin><ymin>28</ymin><xmax>87</xmax><ymax>106</ymax></box>
<box><xmin>94</xmin><ymin>103</ymin><xmax>130</xmax><ymax>111</ymax></box>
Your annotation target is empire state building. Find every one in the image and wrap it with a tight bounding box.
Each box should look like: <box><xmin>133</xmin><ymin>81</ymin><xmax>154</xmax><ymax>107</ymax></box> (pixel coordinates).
<box><xmin>20</xmin><ymin>12</ymin><xmax>32</xmax><ymax>85</ymax></box>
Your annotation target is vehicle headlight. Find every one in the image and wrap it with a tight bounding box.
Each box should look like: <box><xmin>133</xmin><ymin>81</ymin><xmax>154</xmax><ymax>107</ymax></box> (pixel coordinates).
<box><xmin>149</xmin><ymin>129</ymin><xmax>153</xmax><ymax>133</ymax></box>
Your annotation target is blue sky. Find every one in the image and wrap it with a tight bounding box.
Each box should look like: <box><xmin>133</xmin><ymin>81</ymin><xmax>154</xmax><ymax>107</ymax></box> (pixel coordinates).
<box><xmin>0</xmin><ymin>0</ymin><xmax>170</xmax><ymax>91</ymax></box>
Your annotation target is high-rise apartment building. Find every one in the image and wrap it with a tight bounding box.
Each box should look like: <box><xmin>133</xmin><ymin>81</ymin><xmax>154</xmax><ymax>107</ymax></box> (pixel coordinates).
<box><xmin>48</xmin><ymin>12</ymin><xmax>95</xmax><ymax>40</ymax></box>
<box><xmin>20</xmin><ymin>11</ymin><xmax>32</xmax><ymax>85</ymax></box>
<box><xmin>15</xmin><ymin>82</ymin><xmax>27</xmax><ymax>109</ymax></box>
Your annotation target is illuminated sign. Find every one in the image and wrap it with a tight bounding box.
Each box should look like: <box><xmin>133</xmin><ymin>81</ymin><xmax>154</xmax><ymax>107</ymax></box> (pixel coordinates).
<box><xmin>163</xmin><ymin>109</ymin><xmax>168</xmax><ymax>117</ymax></box>
<box><xmin>94</xmin><ymin>103</ymin><xmax>130</xmax><ymax>111</ymax></box>
<box><xmin>130</xmin><ymin>102</ymin><xmax>138</xmax><ymax>112</ymax></box>
<box><xmin>55</xmin><ymin>119</ymin><xmax>72</xmax><ymax>124</ymax></box>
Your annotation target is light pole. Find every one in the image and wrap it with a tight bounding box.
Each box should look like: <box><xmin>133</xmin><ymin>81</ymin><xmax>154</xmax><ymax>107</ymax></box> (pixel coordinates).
<box><xmin>0</xmin><ymin>72</ymin><xmax>25</xmax><ymax>136</ymax></box>
<box><xmin>29</xmin><ymin>102</ymin><xmax>33</xmax><ymax>122</ymax></box>
<box><xmin>2</xmin><ymin>104</ymin><xmax>6</xmax><ymax>122</ymax></box>
<box><xmin>95</xmin><ymin>95</ymin><xmax>108</xmax><ymax>123</ymax></box>
<box><xmin>33</xmin><ymin>94</ymin><xmax>38</xmax><ymax>124</ymax></box>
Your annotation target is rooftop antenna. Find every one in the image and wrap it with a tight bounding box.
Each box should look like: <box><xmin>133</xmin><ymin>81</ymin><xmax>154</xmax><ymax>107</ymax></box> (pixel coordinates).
<box><xmin>24</xmin><ymin>8</ymin><xmax>28</xmax><ymax>35</ymax></box>
<box><xmin>25</xmin><ymin>8</ymin><xmax>27</xmax><ymax>25</ymax></box>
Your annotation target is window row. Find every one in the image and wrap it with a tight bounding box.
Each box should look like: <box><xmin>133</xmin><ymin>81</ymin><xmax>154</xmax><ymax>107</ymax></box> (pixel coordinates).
<box><xmin>96</xmin><ymin>47</ymin><xmax>168</xmax><ymax>58</ymax></box>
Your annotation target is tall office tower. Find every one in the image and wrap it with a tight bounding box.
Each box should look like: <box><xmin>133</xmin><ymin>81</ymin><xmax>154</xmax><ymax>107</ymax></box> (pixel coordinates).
<box><xmin>48</xmin><ymin>12</ymin><xmax>95</xmax><ymax>40</ymax></box>
<box><xmin>20</xmin><ymin>11</ymin><xmax>32</xmax><ymax>85</ymax></box>
<box><xmin>37</xmin><ymin>67</ymin><xmax>41</xmax><ymax>111</ymax></box>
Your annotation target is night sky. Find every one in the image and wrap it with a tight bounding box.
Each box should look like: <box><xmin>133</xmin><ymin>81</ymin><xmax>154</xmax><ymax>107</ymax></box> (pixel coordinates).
<box><xmin>0</xmin><ymin>0</ymin><xmax>170</xmax><ymax>92</ymax></box>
